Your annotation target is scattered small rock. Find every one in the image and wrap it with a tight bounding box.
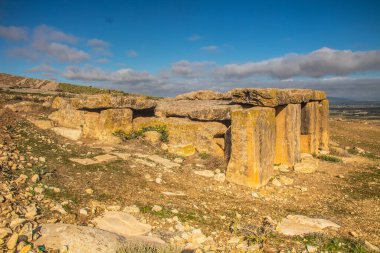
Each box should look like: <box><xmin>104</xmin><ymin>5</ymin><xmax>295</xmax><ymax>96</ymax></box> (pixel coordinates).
<box><xmin>279</xmin><ymin>175</ymin><xmax>294</xmax><ymax>186</ymax></box>
<box><xmin>272</xmin><ymin>178</ymin><xmax>282</xmax><ymax>187</ymax></box>
<box><xmin>152</xmin><ymin>205</ymin><xmax>162</xmax><ymax>212</ymax></box>
<box><xmin>85</xmin><ymin>188</ymin><xmax>94</xmax><ymax>194</ymax></box>
<box><xmin>194</xmin><ymin>170</ymin><xmax>214</xmax><ymax>178</ymax></box>
<box><xmin>174</xmin><ymin>157</ymin><xmax>184</xmax><ymax>164</ymax></box>
<box><xmin>213</xmin><ymin>173</ymin><xmax>226</xmax><ymax>182</ymax></box>
<box><xmin>365</xmin><ymin>241</ymin><xmax>380</xmax><ymax>252</ymax></box>
<box><xmin>31</xmin><ymin>174</ymin><xmax>40</xmax><ymax>183</ymax></box>
<box><xmin>79</xmin><ymin>208</ymin><xmax>88</xmax><ymax>216</ymax></box>
<box><xmin>106</xmin><ymin>205</ymin><xmax>121</xmax><ymax>211</ymax></box>
<box><xmin>155</xmin><ymin>177</ymin><xmax>162</xmax><ymax>184</ymax></box>
<box><xmin>123</xmin><ymin>205</ymin><xmax>140</xmax><ymax>214</ymax></box>
<box><xmin>6</xmin><ymin>233</ymin><xmax>18</xmax><ymax>249</ymax></box>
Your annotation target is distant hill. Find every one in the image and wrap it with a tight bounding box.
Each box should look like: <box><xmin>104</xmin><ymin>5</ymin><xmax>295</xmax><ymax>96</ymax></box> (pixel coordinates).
<box><xmin>329</xmin><ymin>97</ymin><xmax>380</xmax><ymax>108</ymax></box>
<box><xmin>328</xmin><ymin>97</ymin><xmax>357</xmax><ymax>105</ymax></box>
<box><xmin>0</xmin><ymin>72</ymin><xmax>58</xmax><ymax>91</ymax></box>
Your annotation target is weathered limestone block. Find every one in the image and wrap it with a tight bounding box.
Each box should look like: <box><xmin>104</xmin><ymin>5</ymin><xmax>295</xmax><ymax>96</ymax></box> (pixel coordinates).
<box><xmin>231</xmin><ymin>88</ymin><xmax>326</xmax><ymax>107</ymax></box>
<box><xmin>231</xmin><ymin>88</ymin><xmax>281</xmax><ymax>107</ymax></box>
<box><xmin>274</xmin><ymin>104</ymin><xmax>301</xmax><ymax>166</ymax></box>
<box><xmin>300</xmin><ymin>102</ymin><xmax>320</xmax><ymax>154</ymax></box>
<box><xmin>174</xmin><ymin>90</ymin><xmax>231</xmax><ymax>100</ymax></box>
<box><xmin>226</xmin><ymin>107</ymin><xmax>276</xmax><ymax>188</ymax></box>
<box><xmin>133</xmin><ymin>117</ymin><xmax>227</xmax><ymax>157</ymax></box>
<box><xmin>319</xmin><ymin>100</ymin><xmax>329</xmax><ymax>151</ymax></box>
<box><xmin>86</xmin><ymin>109</ymin><xmax>133</xmax><ymax>141</ymax></box>
<box><xmin>51</xmin><ymin>94</ymin><xmax>156</xmax><ymax>110</ymax></box>
<box><xmin>5</xmin><ymin>101</ymin><xmax>45</xmax><ymax>112</ymax></box>
<box><xmin>155</xmin><ymin>100</ymin><xmax>242</xmax><ymax>120</ymax></box>
<box><xmin>167</xmin><ymin>144</ymin><xmax>197</xmax><ymax>157</ymax></box>
<box><xmin>51</xmin><ymin>127</ymin><xmax>82</xmax><ymax>141</ymax></box>
<box><xmin>28</xmin><ymin>119</ymin><xmax>54</xmax><ymax>130</ymax></box>
<box><xmin>99</xmin><ymin>109</ymin><xmax>133</xmax><ymax>135</ymax></box>
<box><xmin>49</xmin><ymin>106</ymin><xmax>133</xmax><ymax>142</ymax></box>
<box><xmin>49</xmin><ymin>106</ymin><xmax>86</xmax><ymax>128</ymax></box>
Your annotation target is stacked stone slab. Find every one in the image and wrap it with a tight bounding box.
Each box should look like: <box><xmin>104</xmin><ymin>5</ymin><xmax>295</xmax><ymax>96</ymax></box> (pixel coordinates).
<box><xmin>46</xmin><ymin>88</ymin><xmax>329</xmax><ymax>188</ymax></box>
<box><xmin>226</xmin><ymin>88</ymin><xmax>328</xmax><ymax>187</ymax></box>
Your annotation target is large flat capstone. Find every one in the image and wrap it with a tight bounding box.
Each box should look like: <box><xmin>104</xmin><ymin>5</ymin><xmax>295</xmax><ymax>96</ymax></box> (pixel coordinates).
<box><xmin>174</xmin><ymin>90</ymin><xmax>231</xmax><ymax>100</ymax></box>
<box><xmin>155</xmin><ymin>100</ymin><xmax>242</xmax><ymax>120</ymax></box>
<box><xmin>52</xmin><ymin>94</ymin><xmax>157</xmax><ymax>110</ymax></box>
<box><xmin>231</xmin><ymin>88</ymin><xmax>326</xmax><ymax>107</ymax></box>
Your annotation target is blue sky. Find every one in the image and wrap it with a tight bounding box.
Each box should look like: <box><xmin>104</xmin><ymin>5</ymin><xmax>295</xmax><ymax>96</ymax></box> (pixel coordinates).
<box><xmin>0</xmin><ymin>0</ymin><xmax>379</xmax><ymax>100</ymax></box>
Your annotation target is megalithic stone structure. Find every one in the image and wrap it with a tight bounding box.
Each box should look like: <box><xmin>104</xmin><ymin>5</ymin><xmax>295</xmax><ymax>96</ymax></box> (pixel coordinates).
<box><xmin>47</xmin><ymin>87</ymin><xmax>329</xmax><ymax>189</ymax></box>
<box><xmin>319</xmin><ymin>100</ymin><xmax>329</xmax><ymax>151</ymax></box>
<box><xmin>300</xmin><ymin>101</ymin><xmax>320</xmax><ymax>154</ymax></box>
<box><xmin>226</xmin><ymin>107</ymin><xmax>276</xmax><ymax>188</ymax></box>
<box><xmin>274</xmin><ymin>104</ymin><xmax>301</xmax><ymax>166</ymax></box>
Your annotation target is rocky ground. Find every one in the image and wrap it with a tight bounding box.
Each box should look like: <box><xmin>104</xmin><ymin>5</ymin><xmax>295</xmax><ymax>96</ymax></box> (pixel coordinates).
<box><xmin>0</xmin><ymin>93</ymin><xmax>379</xmax><ymax>253</ymax></box>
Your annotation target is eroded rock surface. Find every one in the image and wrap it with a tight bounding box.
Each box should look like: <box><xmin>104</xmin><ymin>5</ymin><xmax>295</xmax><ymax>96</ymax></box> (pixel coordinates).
<box><xmin>277</xmin><ymin>215</ymin><xmax>340</xmax><ymax>236</ymax></box>
<box><xmin>155</xmin><ymin>100</ymin><xmax>242</xmax><ymax>121</ymax></box>
<box><xmin>35</xmin><ymin>224</ymin><xmax>126</xmax><ymax>253</ymax></box>
<box><xmin>51</xmin><ymin>94</ymin><xmax>156</xmax><ymax>110</ymax></box>
<box><xmin>174</xmin><ymin>90</ymin><xmax>231</xmax><ymax>100</ymax></box>
<box><xmin>133</xmin><ymin>117</ymin><xmax>227</xmax><ymax>157</ymax></box>
<box><xmin>226</xmin><ymin>107</ymin><xmax>276</xmax><ymax>188</ymax></box>
<box><xmin>231</xmin><ymin>88</ymin><xmax>326</xmax><ymax>107</ymax></box>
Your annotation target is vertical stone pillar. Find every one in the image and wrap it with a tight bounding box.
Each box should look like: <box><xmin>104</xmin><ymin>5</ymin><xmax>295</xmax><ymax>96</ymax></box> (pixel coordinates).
<box><xmin>274</xmin><ymin>104</ymin><xmax>301</xmax><ymax>166</ymax></box>
<box><xmin>226</xmin><ymin>107</ymin><xmax>276</xmax><ymax>188</ymax></box>
<box><xmin>319</xmin><ymin>100</ymin><xmax>329</xmax><ymax>151</ymax></box>
<box><xmin>300</xmin><ymin>101</ymin><xmax>320</xmax><ymax>154</ymax></box>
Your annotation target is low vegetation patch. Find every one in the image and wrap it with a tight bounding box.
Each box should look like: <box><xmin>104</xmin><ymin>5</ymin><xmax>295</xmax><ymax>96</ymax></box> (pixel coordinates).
<box><xmin>230</xmin><ymin>217</ymin><xmax>274</xmax><ymax>248</ymax></box>
<box><xmin>343</xmin><ymin>166</ymin><xmax>380</xmax><ymax>200</ymax></box>
<box><xmin>199</xmin><ymin>152</ymin><xmax>211</xmax><ymax>160</ymax></box>
<box><xmin>113</xmin><ymin>126</ymin><xmax>169</xmax><ymax>143</ymax></box>
<box><xmin>300</xmin><ymin>233</ymin><xmax>371</xmax><ymax>253</ymax></box>
<box><xmin>317</xmin><ymin>154</ymin><xmax>342</xmax><ymax>163</ymax></box>
<box><xmin>57</xmin><ymin>82</ymin><xmax>127</xmax><ymax>95</ymax></box>
<box><xmin>347</xmin><ymin>148</ymin><xmax>379</xmax><ymax>160</ymax></box>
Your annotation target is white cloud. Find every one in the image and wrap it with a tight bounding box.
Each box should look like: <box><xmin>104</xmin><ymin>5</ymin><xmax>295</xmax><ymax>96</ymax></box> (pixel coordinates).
<box><xmin>0</xmin><ymin>26</ymin><xmax>28</xmax><ymax>41</ymax></box>
<box><xmin>45</xmin><ymin>42</ymin><xmax>89</xmax><ymax>62</ymax></box>
<box><xmin>7</xmin><ymin>24</ymin><xmax>90</xmax><ymax>63</ymax></box>
<box><xmin>87</xmin><ymin>38</ymin><xmax>109</xmax><ymax>48</ymax></box>
<box><xmin>96</xmin><ymin>58</ymin><xmax>110</xmax><ymax>64</ymax></box>
<box><xmin>170</xmin><ymin>60</ymin><xmax>215</xmax><ymax>78</ymax></box>
<box><xmin>200</xmin><ymin>45</ymin><xmax>219</xmax><ymax>53</ymax></box>
<box><xmin>8</xmin><ymin>47</ymin><xmax>38</xmax><ymax>60</ymax></box>
<box><xmin>128</xmin><ymin>50</ymin><xmax>138</xmax><ymax>57</ymax></box>
<box><xmin>32</xmin><ymin>25</ymin><xmax>77</xmax><ymax>46</ymax></box>
<box><xmin>87</xmin><ymin>38</ymin><xmax>112</xmax><ymax>56</ymax></box>
<box><xmin>26</xmin><ymin>64</ymin><xmax>58</xmax><ymax>74</ymax></box>
<box><xmin>218</xmin><ymin>47</ymin><xmax>380</xmax><ymax>79</ymax></box>
<box><xmin>187</xmin><ymin>34</ymin><xmax>202</xmax><ymax>41</ymax></box>
<box><xmin>63</xmin><ymin>66</ymin><xmax>155</xmax><ymax>85</ymax></box>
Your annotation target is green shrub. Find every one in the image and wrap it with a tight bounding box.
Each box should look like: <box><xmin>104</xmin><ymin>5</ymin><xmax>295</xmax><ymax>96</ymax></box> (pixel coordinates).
<box><xmin>317</xmin><ymin>154</ymin><xmax>342</xmax><ymax>163</ymax></box>
<box><xmin>199</xmin><ymin>152</ymin><xmax>210</xmax><ymax>160</ymax></box>
<box><xmin>301</xmin><ymin>233</ymin><xmax>371</xmax><ymax>253</ymax></box>
<box><xmin>113</xmin><ymin>125</ymin><xmax>169</xmax><ymax>143</ymax></box>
